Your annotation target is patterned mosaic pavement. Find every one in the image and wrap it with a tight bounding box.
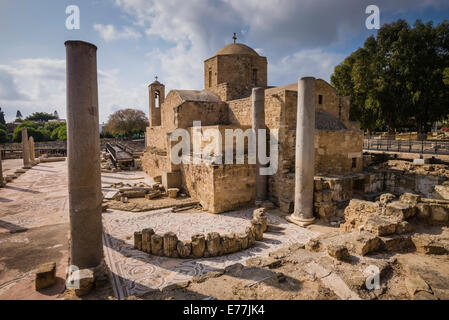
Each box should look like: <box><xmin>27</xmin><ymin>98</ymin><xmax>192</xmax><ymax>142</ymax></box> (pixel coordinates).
<box><xmin>102</xmin><ymin>207</ymin><xmax>318</xmax><ymax>299</ymax></box>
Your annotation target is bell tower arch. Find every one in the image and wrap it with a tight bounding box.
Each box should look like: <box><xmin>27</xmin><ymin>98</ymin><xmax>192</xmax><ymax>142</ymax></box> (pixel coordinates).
<box><xmin>148</xmin><ymin>76</ymin><xmax>165</xmax><ymax>127</ymax></box>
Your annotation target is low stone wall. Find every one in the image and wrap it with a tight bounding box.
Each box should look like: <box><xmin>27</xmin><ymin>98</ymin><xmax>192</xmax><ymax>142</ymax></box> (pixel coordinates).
<box><xmin>133</xmin><ymin>209</ymin><xmax>267</xmax><ymax>258</ymax></box>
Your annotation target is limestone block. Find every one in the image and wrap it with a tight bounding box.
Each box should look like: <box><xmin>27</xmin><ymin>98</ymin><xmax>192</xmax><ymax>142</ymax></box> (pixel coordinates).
<box><xmin>399</xmin><ymin>193</ymin><xmax>421</xmax><ymax>207</ymax></box>
<box><xmin>260</xmin><ymin>201</ymin><xmax>275</xmax><ymax>209</ymax></box>
<box><xmin>145</xmin><ymin>190</ymin><xmax>161</xmax><ymax>200</ymax></box>
<box><xmin>416</xmin><ymin>203</ymin><xmax>431</xmax><ymax>220</ymax></box>
<box><xmin>122</xmin><ymin>190</ymin><xmax>147</xmax><ymax>198</ymax></box>
<box><xmin>429</xmin><ymin>204</ymin><xmax>449</xmax><ymax>223</ymax></box>
<box><xmin>351</xmin><ymin>232</ymin><xmax>380</xmax><ymax>256</ymax></box>
<box><xmin>327</xmin><ymin>244</ymin><xmax>349</xmax><ymax>261</ymax></box>
<box><xmin>151</xmin><ymin>234</ymin><xmax>163</xmax><ymax>256</ymax></box>
<box><xmin>74</xmin><ymin>268</ymin><xmax>95</xmax><ymax>297</ymax></box>
<box><xmin>237</xmin><ymin>233</ymin><xmax>249</xmax><ymax>250</ymax></box>
<box><xmin>153</xmin><ymin>175</ymin><xmax>162</xmax><ymax>183</ymax></box>
<box><xmin>133</xmin><ymin>231</ymin><xmax>142</xmax><ymax>251</ymax></box>
<box><xmin>163</xmin><ymin>232</ymin><xmax>178</xmax><ymax>257</ymax></box>
<box><xmin>142</xmin><ymin>228</ymin><xmax>154</xmax><ymax>253</ymax></box>
<box><xmin>253</xmin><ymin>208</ymin><xmax>267</xmax><ymax>232</ymax></box>
<box><xmin>364</xmin><ymin>216</ymin><xmax>399</xmax><ymax>236</ymax></box>
<box><xmin>434</xmin><ymin>185</ymin><xmax>449</xmax><ymax>200</ymax></box>
<box><xmin>305</xmin><ymin>239</ymin><xmax>321</xmax><ymax>252</ymax></box>
<box><xmin>177</xmin><ymin>240</ymin><xmax>192</xmax><ymax>258</ymax></box>
<box><xmin>35</xmin><ymin>262</ymin><xmax>56</xmax><ymax>290</ymax></box>
<box><xmin>167</xmin><ymin>188</ymin><xmax>179</xmax><ymax>199</ymax></box>
<box><xmin>314</xmin><ymin>192</ymin><xmax>323</xmax><ymax>202</ymax></box>
<box><xmin>246</xmin><ymin>227</ymin><xmax>256</xmax><ymax>246</ymax></box>
<box><xmin>379</xmin><ymin>193</ymin><xmax>396</xmax><ymax>205</ymax></box>
<box><xmin>250</xmin><ymin>219</ymin><xmax>264</xmax><ymax>241</ymax></box>
<box><xmin>385</xmin><ymin>201</ymin><xmax>414</xmax><ymax>220</ymax></box>
<box><xmin>191</xmin><ymin>234</ymin><xmax>206</xmax><ymax>258</ymax></box>
<box><xmin>396</xmin><ymin>221</ymin><xmax>413</xmax><ymax>234</ymax></box>
<box><xmin>221</xmin><ymin>233</ymin><xmax>238</xmax><ymax>254</ymax></box>
<box><xmin>412</xmin><ymin>234</ymin><xmax>447</xmax><ymax>255</ymax></box>
<box><xmin>206</xmin><ymin>232</ymin><xmax>221</xmax><ymax>257</ymax></box>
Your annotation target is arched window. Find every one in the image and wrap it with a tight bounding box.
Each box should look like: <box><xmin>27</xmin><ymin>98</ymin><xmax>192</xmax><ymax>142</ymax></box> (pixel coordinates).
<box><xmin>155</xmin><ymin>90</ymin><xmax>160</xmax><ymax>108</ymax></box>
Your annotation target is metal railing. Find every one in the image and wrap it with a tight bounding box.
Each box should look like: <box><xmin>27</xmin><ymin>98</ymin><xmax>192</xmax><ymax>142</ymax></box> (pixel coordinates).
<box><xmin>363</xmin><ymin>139</ymin><xmax>449</xmax><ymax>155</ymax></box>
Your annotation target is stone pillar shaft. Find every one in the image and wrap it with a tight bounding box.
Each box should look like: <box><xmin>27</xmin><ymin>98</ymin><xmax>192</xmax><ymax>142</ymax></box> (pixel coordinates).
<box><xmin>290</xmin><ymin>77</ymin><xmax>316</xmax><ymax>226</ymax></box>
<box><xmin>0</xmin><ymin>151</ymin><xmax>4</xmax><ymax>187</ymax></box>
<box><xmin>29</xmin><ymin>136</ymin><xmax>35</xmax><ymax>162</ymax></box>
<box><xmin>252</xmin><ymin>87</ymin><xmax>267</xmax><ymax>203</ymax></box>
<box><xmin>65</xmin><ymin>40</ymin><xmax>103</xmax><ymax>269</ymax></box>
<box><xmin>22</xmin><ymin>128</ymin><xmax>30</xmax><ymax>168</ymax></box>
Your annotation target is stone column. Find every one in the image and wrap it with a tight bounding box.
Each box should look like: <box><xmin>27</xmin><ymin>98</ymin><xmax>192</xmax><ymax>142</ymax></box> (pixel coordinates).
<box><xmin>22</xmin><ymin>128</ymin><xmax>31</xmax><ymax>168</ymax></box>
<box><xmin>0</xmin><ymin>151</ymin><xmax>4</xmax><ymax>187</ymax></box>
<box><xmin>252</xmin><ymin>87</ymin><xmax>267</xmax><ymax>204</ymax></box>
<box><xmin>288</xmin><ymin>77</ymin><xmax>316</xmax><ymax>226</ymax></box>
<box><xmin>65</xmin><ymin>40</ymin><xmax>103</xmax><ymax>269</ymax></box>
<box><xmin>29</xmin><ymin>136</ymin><xmax>35</xmax><ymax>163</ymax></box>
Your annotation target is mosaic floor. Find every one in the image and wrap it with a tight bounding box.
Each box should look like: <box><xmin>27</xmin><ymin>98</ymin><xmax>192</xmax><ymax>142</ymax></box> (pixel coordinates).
<box><xmin>102</xmin><ymin>207</ymin><xmax>318</xmax><ymax>299</ymax></box>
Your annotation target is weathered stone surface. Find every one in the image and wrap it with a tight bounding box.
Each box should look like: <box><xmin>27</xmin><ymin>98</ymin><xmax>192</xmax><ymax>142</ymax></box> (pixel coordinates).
<box><xmin>150</xmin><ymin>234</ymin><xmax>163</xmax><ymax>256</ymax></box>
<box><xmin>237</xmin><ymin>233</ymin><xmax>249</xmax><ymax>250</ymax></box>
<box><xmin>364</xmin><ymin>216</ymin><xmax>398</xmax><ymax>236</ymax></box>
<box><xmin>250</xmin><ymin>219</ymin><xmax>264</xmax><ymax>241</ymax></box>
<box><xmin>411</xmin><ymin>234</ymin><xmax>447</xmax><ymax>255</ymax></box>
<box><xmin>145</xmin><ymin>190</ymin><xmax>162</xmax><ymax>200</ymax></box>
<box><xmin>167</xmin><ymin>188</ymin><xmax>179</xmax><ymax>199</ymax></box>
<box><xmin>246</xmin><ymin>226</ymin><xmax>256</xmax><ymax>246</ymax></box>
<box><xmin>395</xmin><ymin>221</ymin><xmax>413</xmax><ymax>234</ymax></box>
<box><xmin>35</xmin><ymin>262</ymin><xmax>56</xmax><ymax>290</ymax></box>
<box><xmin>176</xmin><ymin>240</ymin><xmax>192</xmax><ymax>258</ymax></box>
<box><xmin>405</xmin><ymin>274</ymin><xmax>433</xmax><ymax>299</ymax></box>
<box><xmin>260</xmin><ymin>201</ymin><xmax>275</xmax><ymax>209</ymax></box>
<box><xmin>163</xmin><ymin>232</ymin><xmax>178</xmax><ymax>257</ymax></box>
<box><xmin>429</xmin><ymin>204</ymin><xmax>449</xmax><ymax>223</ymax></box>
<box><xmin>191</xmin><ymin>234</ymin><xmax>206</xmax><ymax>258</ymax></box>
<box><xmin>399</xmin><ymin>193</ymin><xmax>421</xmax><ymax>206</ymax></box>
<box><xmin>327</xmin><ymin>244</ymin><xmax>349</xmax><ymax>260</ymax></box>
<box><xmin>153</xmin><ymin>175</ymin><xmax>162</xmax><ymax>183</ymax></box>
<box><xmin>221</xmin><ymin>233</ymin><xmax>238</xmax><ymax>254</ymax></box>
<box><xmin>122</xmin><ymin>190</ymin><xmax>147</xmax><ymax>198</ymax></box>
<box><xmin>74</xmin><ymin>268</ymin><xmax>95</xmax><ymax>297</ymax></box>
<box><xmin>206</xmin><ymin>232</ymin><xmax>221</xmax><ymax>257</ymax></box>
<box><xmin>385</xmin><ymin>201</ymin><xmax>414</xmax><ymax>220</ymax></box>
<box><xmin>253</xmin><ymin>208</ymin><xmax>267</xmax><ymax>232</ymax></box>
<box><xmin>378</xmin><ymin>193</ymin><xmax>396</xmax><ymax>205</ymax></box>
<box><xmin>434</xmin><ymin>185</ymin><xmax>449</xmax><ymax>200</ymax></box>
<box><xmin>305</xmin><ymin>239</ymin><xmax>321</xmax><ymax>252</ymax></box>
<box><xmin>351</xmin><ymin>232</ymin><xmax>380</xmax><ymax>256</ymax></box>
<box><xmin>416</xmin><ymin>202</ymin><xmax>431</xmax><ymax>220</ymax></box>
<box><xmin>141</xmin><ymin>228</ymin><xmax>154</xmax><ymax>253</ymax></box>
<box><xmin>133</xmin><ymin>231</ymin><xmax>142</xmax><ymax>250</ymax></box>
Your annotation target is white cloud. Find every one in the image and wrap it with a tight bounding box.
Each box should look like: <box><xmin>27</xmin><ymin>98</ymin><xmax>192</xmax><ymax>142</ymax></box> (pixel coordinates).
<box><xmin>93</xmin><ymin>24</ymin><xmax>141</xmax><ymax>42</ymax></box>
<box><xmin>113</xmin><ymin>0</ymin><xmax>449</xmax><ymax>90</ymax></box>
<box><xmin>0</xmin><ymin>59</ymin><xmax>146</xmax><ymax>123</ymax></box>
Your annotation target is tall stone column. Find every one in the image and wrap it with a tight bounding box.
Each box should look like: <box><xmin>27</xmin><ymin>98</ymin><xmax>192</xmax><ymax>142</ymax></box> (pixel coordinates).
<box><xmin>0</xmin><ymin>151</ymin><xmax>4</xmax><ymax>187</ymax></box>
<box><xmin>22</xmin><ymin>128</ymin><xmax>31</xmax><ymax>169</ymax></box>
<box><xmin>65</xmin><ymin>40</ymin><xmax>103</xmax><ymax>269</ymax></box>
<box><xmin>252</xmin><ymin>87</ymin><xmax>267</xmax><ymax>204</ymax></box>
<box><xmin>29</xmin><ymin>136</ymin><xmax>35</xmax><ymax>163</ymax></box>
<box><xmin>288</xmin><ymin>77</ymin><xmax>316</xmax><ymax>226</ymax></box>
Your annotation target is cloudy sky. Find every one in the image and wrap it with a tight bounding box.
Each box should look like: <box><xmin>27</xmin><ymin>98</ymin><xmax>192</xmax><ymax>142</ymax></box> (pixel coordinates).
<box><xmin>0</xmin><ymin>0</ymin><xmax>448</xmax><ymax>123</ymax></box>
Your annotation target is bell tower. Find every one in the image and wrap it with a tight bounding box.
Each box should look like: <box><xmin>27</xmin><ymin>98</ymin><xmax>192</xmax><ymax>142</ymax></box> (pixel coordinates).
<box><xmin>148</xmin><ymin>76</ymin><xmax>165</xmax><ymax>127</ymax></box>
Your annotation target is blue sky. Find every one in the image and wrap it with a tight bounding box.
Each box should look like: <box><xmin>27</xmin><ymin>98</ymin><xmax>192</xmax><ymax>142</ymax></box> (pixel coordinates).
<box><xmin>1</xmin><ymin>0</ymin><xmax>448</xmax><ymax>123</ymax></box>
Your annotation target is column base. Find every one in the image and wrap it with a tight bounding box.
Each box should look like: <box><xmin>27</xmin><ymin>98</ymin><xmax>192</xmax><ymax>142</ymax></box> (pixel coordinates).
<box><xmin>286</xmin><ymin>214</ymin><xmax>315</xmax><ymax>227</ymax></box>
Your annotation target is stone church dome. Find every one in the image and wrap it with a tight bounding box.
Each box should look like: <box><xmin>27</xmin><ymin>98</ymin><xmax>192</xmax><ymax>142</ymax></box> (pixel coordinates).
<box><xmin>215</xmin><ymin>43</ymin><xmax>259</xmax><ymax>56</ymax></box>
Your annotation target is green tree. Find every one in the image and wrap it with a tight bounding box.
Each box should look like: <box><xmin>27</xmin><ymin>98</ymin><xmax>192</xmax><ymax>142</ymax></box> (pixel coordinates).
<box><xmin>0</xmin><ymin>128</ymin><xmax>8</xmax><ymax>143</ymax></box>
<box><xmin>0</xmin><ymin>107</ymin><xmax>5</xmax><ymax>125</ymax></box>
<box><xmin>16</xmin><ymin>110</ymin><xmax>23</xmax><ymax>119</ymax></box>
<box><xmin>25</xmin><ymin>112</ymin><xmax>56</xmax><ymax>122</ymax></box>
<box><xmin>331</xmin><ymin>19</ymin><xmax>449</xmax><ymax>135</ymax></box>
<box><xmin>11</xmin><ymin>121</ymin><xmax>51</xmax><ymax>142</ymax></box>
<box><xmin>104</xmin><ymin>109</ymin><xmax>148</xmax><ymax>138</ymax></box>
